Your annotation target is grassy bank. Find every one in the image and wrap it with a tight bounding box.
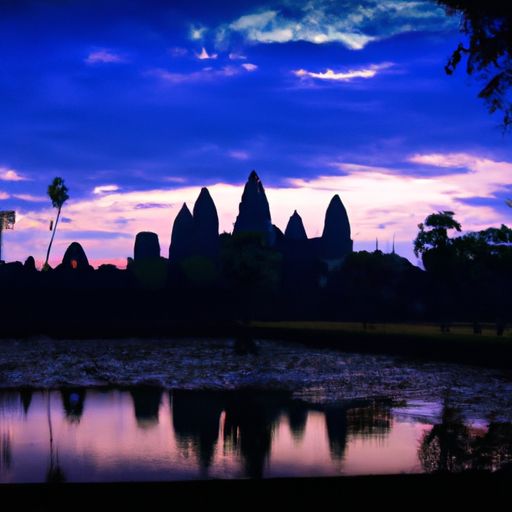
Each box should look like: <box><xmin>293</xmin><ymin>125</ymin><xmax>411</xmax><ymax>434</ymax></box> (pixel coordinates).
<box><xmin>251</xmin><ymin>321</ymin><xmax>512</xmax><ymax>369</ymax></box>
<box><xmin>253</xmin><ymin>321</ymin><xmax>512</xmax><ymax>338</ymax></box>
<box><xmin>2</xmin><ymin>309</ymin><xmax>512</xmax><ymax>368</ymax></box>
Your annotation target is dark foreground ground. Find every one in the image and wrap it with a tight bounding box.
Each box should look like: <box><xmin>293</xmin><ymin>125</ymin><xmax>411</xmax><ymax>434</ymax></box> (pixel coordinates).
<box><xmin>1</xmin><ymin>474</ymin><xmax>510</xmax><ymax>511</ymax></box>
<box><xmin>2</xmin><ymin>284</ymin><xmax>512</xmax><ymax>369</ymax></box>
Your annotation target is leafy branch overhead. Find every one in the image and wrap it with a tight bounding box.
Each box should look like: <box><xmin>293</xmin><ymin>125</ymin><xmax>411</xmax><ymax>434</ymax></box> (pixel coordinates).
<box><xmin>438</xmin><ymin>1</ymin><xmax>512</xmax><ymax>129</ymax></box>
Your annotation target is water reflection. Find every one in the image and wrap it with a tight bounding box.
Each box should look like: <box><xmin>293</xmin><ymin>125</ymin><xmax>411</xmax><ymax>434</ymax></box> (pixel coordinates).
<box><xmin>222</xmin><ymin>391</ymin><xmax>283</xmax><ymax>478</ymax></box>
<box><xmin>61</xmin><ymin>388</ymin><xmax>86</xmax><ymax>423</ymax></box>
<box><xmin>1</xmin><ymin>432</ymin><xmax>11</xmax><ymax>471</ymax></box>
<box><xmin>474</xmin><ymin>423</ymin><xmax>512</xmax><ymax>472</ymax></box>
<box><xmin>346</xmin><ymin>400</ymin><xmax>392</xmax><ymax>439</ymax></box>
<box><xmin>419</xmin><ymin>404</ymin><xmax>512</xmax><ymax>473</ymax></box>
<box><xmin>0</xmin><ymin>391</ymin><xmax>21</xmax><ymax>415</ymax></box>
<box><xmin>324</xmin><ymin>400</ymin><xmax>392</xmax><ymax>461</ymax></box>
<box><xmin>131</xmin><ymin>388</ymin><xmax>162</xmax><ymax>428</ymax></box>
<box><xmin>0</xmin><ymin>388</ymin><xmax>511</xmax><ymax>483</ymax></box>
<box><xmin>46</xmin><ymin>392</ymin><xmax>66</xmax><ymax>483</ymax></box>
<box><xmin>172</xmin><ymin>390</ymin><xmax>224</xmax><ymax>471</ymax></box>
<box><xmin>287</xmin><ymin>403</ymin><xmax>308</xmax><ymax>442</ymax></box>
<box><xmin>19</xmin><ymin>389</ymin><xmax>32</xmax><ymax>416</ymax></box>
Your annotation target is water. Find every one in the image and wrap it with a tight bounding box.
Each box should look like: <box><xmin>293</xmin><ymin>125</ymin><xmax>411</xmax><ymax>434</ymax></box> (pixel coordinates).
<box><xmin>0</xmin><ymin>338</ymin><xmax>512</xmax><ymax>482</ymax></box>
<box><xmin>0</xmin><ymin>388</ymin><xmax>511</xmax><ymax>483</ymax></box>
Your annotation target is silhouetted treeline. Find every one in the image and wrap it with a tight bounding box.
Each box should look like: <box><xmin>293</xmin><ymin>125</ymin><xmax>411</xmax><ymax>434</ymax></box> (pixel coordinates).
<box><xmin>1</xmin><ymin>239</ymin><xmax>511</xmax><ymax>337</ymax></box>
<box><xmin>1</xmin><ymin>174</ymin><xmax>511</xmax><ymax>337</ymax></box>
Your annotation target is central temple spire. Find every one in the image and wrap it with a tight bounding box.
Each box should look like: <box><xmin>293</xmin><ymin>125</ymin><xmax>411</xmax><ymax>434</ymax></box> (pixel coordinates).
<box><xmin>233</xmin><ymin>170</ymin><xmax>274</xmax><ymax>243</ymax></box>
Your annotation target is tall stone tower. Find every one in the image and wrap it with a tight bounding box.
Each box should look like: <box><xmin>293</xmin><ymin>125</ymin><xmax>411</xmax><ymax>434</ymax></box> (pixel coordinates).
<box><xmin>321</xmin><ymin>194</ymin><xmax>352</xmax><ymax>261</ymax></box>
<box><xmin>233</xmin><ymin>170</ymin><xmax>274</xmax><ymax>244</ymax></box>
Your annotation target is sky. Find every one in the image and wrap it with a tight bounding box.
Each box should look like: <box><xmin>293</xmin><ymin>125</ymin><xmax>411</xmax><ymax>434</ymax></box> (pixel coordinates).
<box><xmin>0</xmin><ymin>0</ymin><xmax>511</xmax><ymax>267</ymax></box>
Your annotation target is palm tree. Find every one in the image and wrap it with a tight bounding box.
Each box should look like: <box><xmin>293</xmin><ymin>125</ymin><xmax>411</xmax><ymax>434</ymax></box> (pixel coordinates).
<box><xmin>44</xmin><ymin>177</ymin><xmax>69</xmax><ymax>269</ymax></box>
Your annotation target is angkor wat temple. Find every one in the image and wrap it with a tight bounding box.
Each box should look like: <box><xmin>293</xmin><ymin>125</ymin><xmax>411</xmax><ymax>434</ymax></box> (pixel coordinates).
<box><xmin>2</xmin><ymin>171</ymin><xmax>509</xmax><ymax>331</ymax></box>
<box><xmin>0</xmin><ymin>171</ymin><xmax>456</xmax><ymax>331</ymax></box>
<box><xmin>54</xmin><ymin>170</ymin><xmax>353</xmax><ymax>274</ymax></box>
<box><xmin>165</xmin><ymin>170</ymin><xmax>352</xmax><ymax>265</ymax></box>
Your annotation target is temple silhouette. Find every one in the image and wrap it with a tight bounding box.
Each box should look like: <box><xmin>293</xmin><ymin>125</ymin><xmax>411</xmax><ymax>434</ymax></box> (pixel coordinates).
<box><xmin>55</xmin><ymin>170</ymin><xmax>352</xmax><ymax>275</ymax></box>
<box><xmin>3</xmin><ymin>169</ymin><xmax>511</xmax><ymax>340</ymax></box>
<box><xmin>0</xmin><ymin>169</ymin><xmax>432</xmax><ymax>334</ymax></box>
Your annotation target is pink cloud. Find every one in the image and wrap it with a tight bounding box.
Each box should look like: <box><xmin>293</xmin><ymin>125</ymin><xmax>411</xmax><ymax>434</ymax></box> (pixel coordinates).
<box><xmin>195</xmin><ymin>47</ymin><xmax>218</xmax><ymax>60</ymax></box>
<box><xmin>229</xmin><ymin>52</ymin><xmax>247</xmax><ymax>60</ymax></box>
<box><xmin>148</xmin><ymin>66</ymin><xmax>240</xmax><ymax>84</ymax></box>
<box><xmin>0</xmin><ymin>168</ymin><xmax>28</xmax><ymax>181</ymax></box>
<box><xmin>228</xmin><ymin>150</ymin><xmax>250</xmax><ymax>160</ymax></box>
<box><xmin>85</xmin><ymin>49</ymin><xmax>125</xmax><ymax>65</ymax></box>
<box><xmin>241</xmin><ymin>63</ymin><xmax>258</xmax><ymax>72</ymax></box>
<box><xmin>163</xmin><ymin>176</ymin><xmax>187</xmax><ymax>184</ymax></box>
<box><xmin>13</xmin><ymin>194</ymin><xmax>46</xmax><ymax>202</ymax></box>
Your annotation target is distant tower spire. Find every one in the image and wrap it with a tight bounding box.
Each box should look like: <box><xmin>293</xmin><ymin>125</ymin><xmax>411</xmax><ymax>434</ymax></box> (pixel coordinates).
<box><xmin>392</xmin><ymin>233</ymin><xmax>396</xmax><ymax>254</ymax></box>
<box><xmin>375</xmin><ymin>238</ymin><xmax>379</xmax><ymax>252</ymax></box>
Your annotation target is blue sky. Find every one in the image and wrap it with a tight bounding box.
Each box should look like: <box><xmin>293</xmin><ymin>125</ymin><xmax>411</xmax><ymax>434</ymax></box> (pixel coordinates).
<box><xmin>1</xmin><ymin>0</ymin><xmax>511</xmax><ymax>266</ymax></box>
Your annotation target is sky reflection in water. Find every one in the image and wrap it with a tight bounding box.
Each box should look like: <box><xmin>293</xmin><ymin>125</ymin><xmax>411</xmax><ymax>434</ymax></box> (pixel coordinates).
<box><xmin>2</xmin><ymin>388</ymin><xmax>509</xmax><ymax>483</ymax></box>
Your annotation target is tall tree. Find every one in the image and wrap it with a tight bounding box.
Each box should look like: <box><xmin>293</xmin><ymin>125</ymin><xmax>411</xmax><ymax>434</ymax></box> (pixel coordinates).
<box><xmin>437</xmin><ymin>1</ymin><xmax>512</xmax><ymax>129</ymax></box>
<box><xmin>413</xmin><ymin>210</ymin><xmax>462</xmax><ymax>260</ymax></box>
<box><xmin>44</xmin><ymin>177</ymin><xmax>69</xmax><ymax>269</ymax></box>
<box><xmin>414</xmin><ymin>211</ymin><xmax>462</xmax><ymax>331</ymax></box>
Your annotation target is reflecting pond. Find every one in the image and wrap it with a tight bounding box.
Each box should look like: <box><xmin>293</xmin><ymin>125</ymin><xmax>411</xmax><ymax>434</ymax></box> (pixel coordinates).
<box><xmin>1</xmin><ymin>388</ymin><xmax>512</xmax><ymax>483</ymax></box>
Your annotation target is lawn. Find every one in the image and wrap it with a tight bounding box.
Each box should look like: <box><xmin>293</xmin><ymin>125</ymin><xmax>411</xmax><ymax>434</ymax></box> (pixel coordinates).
<box><xmin>252</xmin><ymin>321</ymin><xmax>512</xmax><ymax>340</ymax></box>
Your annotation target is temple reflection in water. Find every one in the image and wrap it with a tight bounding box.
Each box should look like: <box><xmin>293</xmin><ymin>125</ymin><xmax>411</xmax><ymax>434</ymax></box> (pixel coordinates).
<box><xmin>0</xmin><ymin>388</ymin><xmax>510</xmax><ymax>483</ymax></box>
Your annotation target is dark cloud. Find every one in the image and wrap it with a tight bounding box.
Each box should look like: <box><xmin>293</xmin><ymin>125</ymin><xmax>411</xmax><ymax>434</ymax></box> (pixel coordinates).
<box><xmin>0</xmin><ymin>0</ymin><xmax>510</xmax><ymax>251</ymax></box>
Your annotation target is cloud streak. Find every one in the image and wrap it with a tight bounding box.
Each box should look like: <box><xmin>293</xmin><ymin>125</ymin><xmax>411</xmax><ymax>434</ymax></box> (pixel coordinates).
<box><xmin>0</xmin><ymin>168</ymin><xmax>28</xmax><ymax>181</ymax></box>
<box><xmin>148</xmin><ymin>62</ymin><xmax>257</xmax><ymax>84</ymax></box>
<box><xmin>228</xmin><ymin>150</ymin><xmax>250</xmax><ymax>160</ymax></box>
<box><xmin>93</xmin><ymin>185</ymin><xmax>120</xmax><ymax>195</ymax></box>
<box><xmin>293</xmin><ymin>63</ymin><xmax>393</xmax><ymax>82</ymax></box>
<box><xmin>85</xmin><ymin>49</ymin><xmax>125</xmax><ymax>65</ymax></box>
<box><xmin>229</xmin><ymin>52</ymin><xmax>247</xmax><ymax>60</ymax></box>
<box><xmin>13</xmin><ymin>194</ymin><xmax>47</xmax><ymax>202</ymax></box>
<box><xmin>217</xmin><ymin>1</ymin><xmax>456</xmax><ymax>50</ymax></box>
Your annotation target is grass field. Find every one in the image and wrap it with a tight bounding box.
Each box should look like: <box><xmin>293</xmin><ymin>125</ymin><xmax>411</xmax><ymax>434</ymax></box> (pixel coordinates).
<box><xmin>252</xmin><ymin>321</ymin><xmax>512</xmax><ymax>340</ymax></box>
<box><xmin>250</xmin><ymin>321</ymin><xmax>512</xmax><ymax>367</ymax></box>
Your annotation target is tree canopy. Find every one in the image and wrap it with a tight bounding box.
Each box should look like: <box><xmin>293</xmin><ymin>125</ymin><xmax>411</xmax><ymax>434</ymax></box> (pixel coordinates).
<box><xmin>437</xmin><ymin>0</ymin><xmax>512</xmax><ymax>129</ymax></box>
<box><xmin>413</xmin><ymin>210</ymin><xmax>462</xmax><ymax>258</ymax></box>
<box><xmin>47</xmin><ymin>177</ymin><xmax>69</xmax><ymax>209</ymax></box>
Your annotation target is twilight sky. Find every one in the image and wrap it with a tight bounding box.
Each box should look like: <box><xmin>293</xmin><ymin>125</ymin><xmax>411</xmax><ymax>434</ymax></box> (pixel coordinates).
<box><xmin>1</xmin><ymin>0</ymin><xmax>511</xmax><ymax>267</ymax></box>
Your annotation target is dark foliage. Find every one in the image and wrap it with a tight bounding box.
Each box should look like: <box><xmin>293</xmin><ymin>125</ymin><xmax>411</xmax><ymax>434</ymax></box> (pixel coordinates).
<box><xmin>438</xmin><ymin>0</ymin><xmax>512</xmax><ymax>128</ymax></box>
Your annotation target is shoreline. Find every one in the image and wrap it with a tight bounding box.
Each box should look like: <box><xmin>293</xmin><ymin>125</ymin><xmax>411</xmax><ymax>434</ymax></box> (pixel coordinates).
<box><xmin>2</xmin><ymin>321</ymin><xmax>512</xmax><ymax>370</ymax></box>
<box><xmin>252</xmin><ymin>322</ymin><xmax>512</xmax><ymax>369</ymax></box>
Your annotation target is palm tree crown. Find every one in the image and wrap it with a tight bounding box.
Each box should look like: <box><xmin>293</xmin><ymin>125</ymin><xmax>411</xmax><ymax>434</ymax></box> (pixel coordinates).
<box><xmin>48</xmin><ymin>177</ymin><xmax>69</xmax><ymax>209</ymax></box>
